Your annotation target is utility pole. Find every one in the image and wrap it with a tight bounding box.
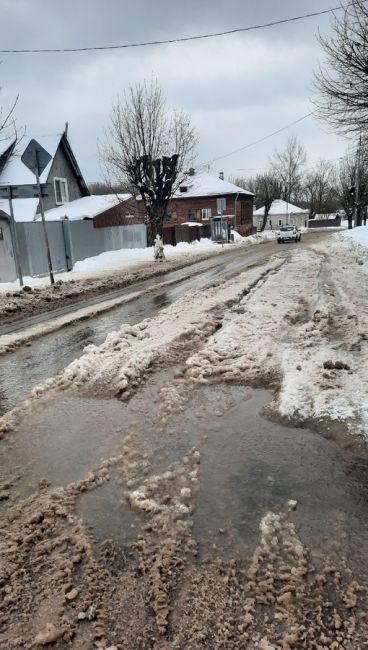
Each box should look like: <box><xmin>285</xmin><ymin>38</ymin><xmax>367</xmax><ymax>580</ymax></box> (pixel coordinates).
<box><xmin>6</xmin><ymin>186</ymin><xmax>23</xmax><ymax>286</ymax></box>
<box><xmin>354</xmin><ymin>134</ymin><xmax>362</xmax><ymax>228</ymax></box>
<box><xmin>34</xmin><ymin>150</ymin><xmax>54</xmax><ymax>284</ymax></box>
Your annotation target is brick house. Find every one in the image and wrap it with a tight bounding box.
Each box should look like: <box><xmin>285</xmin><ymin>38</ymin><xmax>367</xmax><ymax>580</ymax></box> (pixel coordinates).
<box><xmin>167</xmin><ymin>171</ymin><xmax>254</xmax><ymax>236</ymax></box>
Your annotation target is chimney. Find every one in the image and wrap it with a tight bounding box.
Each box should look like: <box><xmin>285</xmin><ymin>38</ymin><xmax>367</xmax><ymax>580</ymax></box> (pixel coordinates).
<box><xmin>219</xmin><ymin>171</ymin><xmax>224</xmax><ymax>180</ymax></box>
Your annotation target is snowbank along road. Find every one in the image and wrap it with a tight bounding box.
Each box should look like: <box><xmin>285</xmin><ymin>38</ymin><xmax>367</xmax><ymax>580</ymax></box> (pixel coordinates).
<box><xmin>1</xmin><ymin>231</ymin><xmax>368</xmax><ymax>649</ymax></box>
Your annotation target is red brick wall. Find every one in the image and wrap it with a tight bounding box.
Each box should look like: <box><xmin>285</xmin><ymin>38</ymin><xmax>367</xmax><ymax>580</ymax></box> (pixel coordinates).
<box><xmin>167</xmin><ymin>193</ymin><xmax>253</xmax><ymax>230</ymax></box>
<box><xmin>93</xmin><ymin>198</ymin><xmax>145</xmax><ymax>228</ymax></box>
<box><xmin>92</xmin><ymin>193</ymin><xmax>254</xmax><ymax>235</ymax></box>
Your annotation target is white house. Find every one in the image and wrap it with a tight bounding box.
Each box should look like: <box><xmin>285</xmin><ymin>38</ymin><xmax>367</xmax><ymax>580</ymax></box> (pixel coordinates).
<box><xmin>253</xmin><ymin>199</ymin><xmax>309</xmax><ymax>231</ymax></box>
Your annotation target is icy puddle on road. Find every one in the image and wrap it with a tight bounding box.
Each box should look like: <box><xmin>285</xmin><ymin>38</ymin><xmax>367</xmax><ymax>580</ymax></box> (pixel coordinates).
<box><xmin>3</xmin><ymin>382</ymin><xmax>368</xmax><ymax>564</ymax></box>
<box><xmin>2</xmin><ymin>381</ymin><xmax>368</xmax><ymax>647</ymax></box>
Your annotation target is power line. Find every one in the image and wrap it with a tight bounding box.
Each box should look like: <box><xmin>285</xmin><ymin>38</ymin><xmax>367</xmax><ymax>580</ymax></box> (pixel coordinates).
<box><xmin>210</xmin><ymin>112</ymin><xmax>314</xmax><ymax>164</ymax></box>
<box><xmin>0</xmin><ymin>3</ymin><xmax>355</xmax><ymax>54</ymax></box>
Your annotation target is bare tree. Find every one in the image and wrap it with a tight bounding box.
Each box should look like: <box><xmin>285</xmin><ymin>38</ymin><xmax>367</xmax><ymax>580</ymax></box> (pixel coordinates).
<box><xmin>229</xmin><ymin>176</ymin><xmax>255</xmax><ymax>192</ymax></box>
<box><xmin>253</xmin><ymin>172</ymin><xmax>282</xmax><ymax>232</ymax></box>
<box><xmin>270</xmin><ymin>136</ymin><xmax>307</xmax><ymax>203</ymax></box>
<box><xmin>101</xmin><ymin>80</ymin><xmax>197</xmax><ymax>260</ymax></box>
<box><xmin>334</xmin><ymin>144</ymin><xmax>368</xmax><ymax>229</ymax></box>
<box><xmin>303</xmin><ymin>159</ymin><xmax>335</xmax><ymax>217</ymax></box>
<box><xmin>314</xmin><ymin>0</ymin><xmax>368</xmax><ymax>135</ymax></box>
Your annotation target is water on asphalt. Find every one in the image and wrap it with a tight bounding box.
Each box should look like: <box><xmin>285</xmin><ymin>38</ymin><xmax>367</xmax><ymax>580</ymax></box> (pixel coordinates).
<box><xmin>0</xmin><ymin>248</ymin><xmax>265</xmax><ymax>416</ymax></box>
<box><xmin>2</xmin><ymin>377</ymin><xmax>368</xmax><ymax>575</ymax></box>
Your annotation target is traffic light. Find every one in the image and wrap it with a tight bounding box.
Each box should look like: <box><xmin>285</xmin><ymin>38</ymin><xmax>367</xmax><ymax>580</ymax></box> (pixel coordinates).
<box><xmin>349</xmin><ymin>186</ymin><xmax>356</xmax><ymax>197</ymax></box>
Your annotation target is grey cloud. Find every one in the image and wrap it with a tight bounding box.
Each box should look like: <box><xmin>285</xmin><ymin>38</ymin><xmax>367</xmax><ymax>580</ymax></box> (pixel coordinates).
<box><xmin>0</xmin><ymin>0</ymin><xmax>346</xmax><ymax>182</ymax></box>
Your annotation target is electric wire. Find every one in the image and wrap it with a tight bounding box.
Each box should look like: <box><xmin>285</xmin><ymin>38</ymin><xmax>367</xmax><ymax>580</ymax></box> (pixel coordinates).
<box><xmin>0</xmin><ymin>3</ymin><xmax>356</xmax><ymax>54</ymax></box>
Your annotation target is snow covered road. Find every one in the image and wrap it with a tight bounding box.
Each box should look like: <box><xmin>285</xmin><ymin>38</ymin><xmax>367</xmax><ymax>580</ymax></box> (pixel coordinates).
<box><xmin>1</xmin><ymin>230</ymin><xmax>368</xmax><ymax>649</ymax></box>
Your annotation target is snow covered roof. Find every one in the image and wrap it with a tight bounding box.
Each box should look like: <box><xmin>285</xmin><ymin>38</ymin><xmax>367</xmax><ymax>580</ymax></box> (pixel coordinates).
<box><xmin>174</xmin><ymin>172</ymin><xmax>253</xmax><ymax>198</ymax></box>
<box><xmin>254</xmin><ymin>199</ymin><xmax>308</xmax><ymax>216</ymax></box>
<box><xmin>0</xmin><ymin>135</ymin><xmax>62</xmax><ymax>186</ymax></box>
<box><xmin>37</xmin><ymin>194</ymin><xmax>132</xmax><ymax>222</ymax></box>
<box><xmin>0</xmin><ymin>197</ymin><xmax>39</xmax><ymax>222</ymax></box>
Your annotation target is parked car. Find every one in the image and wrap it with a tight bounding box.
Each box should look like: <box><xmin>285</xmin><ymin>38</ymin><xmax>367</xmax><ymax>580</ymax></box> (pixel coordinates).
<box><xmin>277</xmin><ymin>225</ymin><xmax>301</xmax><ymax>243</ymax></box>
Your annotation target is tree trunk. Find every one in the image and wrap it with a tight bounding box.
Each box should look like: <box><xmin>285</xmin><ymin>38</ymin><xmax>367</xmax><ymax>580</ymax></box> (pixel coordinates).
<box><xmin>260</xmin><ymin>207</ymin><xmax>270</xmax><ymax>232</ymax></box>
<box><xmin>356</xmin><ymin>205</ymin><xmax>362</xmax><ymax>228</ymax></box>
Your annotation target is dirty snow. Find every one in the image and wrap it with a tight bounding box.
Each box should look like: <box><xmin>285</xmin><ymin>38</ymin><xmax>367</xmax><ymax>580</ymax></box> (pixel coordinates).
<box><xmin>2</xmin><ymin>231</ymin><xmax>368</xmax><ymax>647</ymax></box>
<box><xmin>4</xmin><ymin>232</ymin><xmax>368</xmax><ymax>438</ymax></box>
<box><xmin>0</xmin><ymin>239</ymin><xmax>224</xmax><ymax>293</ymax></box>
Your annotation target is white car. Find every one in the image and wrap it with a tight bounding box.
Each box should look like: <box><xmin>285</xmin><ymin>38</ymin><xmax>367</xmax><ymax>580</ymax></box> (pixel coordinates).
<box><xmin>277</xmin><ymin>225</ymin><xmax>301</xmax><ymax>243</ymax></box>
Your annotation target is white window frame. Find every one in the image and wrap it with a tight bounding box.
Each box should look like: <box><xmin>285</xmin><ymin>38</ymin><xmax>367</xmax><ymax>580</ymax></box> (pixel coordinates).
<box><xmin>54</xmin><ymin>177</ymin><xmax>69</xmax><ymax>205</ymax></box>
<box><xmin>201</xmin><ymin>207</ymin><xmax>212</xmax><ymax>221</ymax></box>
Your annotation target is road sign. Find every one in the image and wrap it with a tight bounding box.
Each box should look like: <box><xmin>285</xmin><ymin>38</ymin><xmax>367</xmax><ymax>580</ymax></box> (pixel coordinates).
<box><xmin>21</xmin><ymin>139</ymin><xmax>55</xmax><ymax>284</ymax></box>
<box><xmin>21</xmin><ymin>139</ymin><xmax>52</xmax><ymax>177</ymax></box>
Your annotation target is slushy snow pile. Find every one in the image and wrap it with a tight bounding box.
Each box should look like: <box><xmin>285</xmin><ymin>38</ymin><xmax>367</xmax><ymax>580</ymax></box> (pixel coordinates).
<box><xmin>3</xmin><ymin>229</ymin><xmax>368</xmax><ymax>439</ymax></box>
<box><xmin>72</xmin><ymin>239</ymin><xmax>216</xmax><ymax>273</ymax></box>
<box><xmin>339</xmin><ymin>224</ymin><xmax>368</xmax><ymax>248</ymax></box>
<box><xmin>0</xmin><ymin>239</ymin><xmax>218</xmax><ymax>291</ymax></box>
<box><xmin>0</xmin><ymin>230</ymin><xmax>273</xmax><ymax>292</ymax></box>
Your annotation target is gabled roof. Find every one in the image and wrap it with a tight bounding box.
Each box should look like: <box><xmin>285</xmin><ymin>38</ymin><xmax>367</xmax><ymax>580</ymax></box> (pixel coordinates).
<box><xmin>0</xmin><ymin>132</ymin><xmax>89</xmax><ymax>195</ymax></box>
<box><xmin>37</xmin><ymin>194</ymin><xmax>132</xmax><ymax>222</ymax></box>
<box><xmin>254</xmin><ymin>199</ymin><xmax>308</xmax><ymax>216</ymax></box>
<box><xmin>0</xmin><ymin>135</ymin><xmax>62</xmax><ymax>186</ymax></box>
<box><xmin>174</xmin><ymin>172</ymin><xmax>253</xmax><ymax>198</ymax></box>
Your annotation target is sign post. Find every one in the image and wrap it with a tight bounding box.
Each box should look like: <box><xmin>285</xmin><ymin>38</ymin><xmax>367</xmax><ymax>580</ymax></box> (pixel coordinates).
<box><xmin>217</xmin><ymin>209</ymin><xmax>224</xmax><ymax>248</ymax></box>
<box><xmin>21</xmin><ymin>139</ymin><xmax>54</xmax><ymax>284</ymax></box>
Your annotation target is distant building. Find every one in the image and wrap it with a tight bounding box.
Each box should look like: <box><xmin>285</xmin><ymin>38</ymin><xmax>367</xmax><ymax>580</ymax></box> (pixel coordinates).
<box><xmin>167</xmin><ymin>170</ymin><xmax>254</xmax><ymax>237</ymax></box>
<box><xmin>253</xmin><ymin>199</ymin><xmax>309</xmax><ymax>231</ymax></box>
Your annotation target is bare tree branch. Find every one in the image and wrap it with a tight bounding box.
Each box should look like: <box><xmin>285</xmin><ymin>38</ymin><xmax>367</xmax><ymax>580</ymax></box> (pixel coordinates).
<box><xmin>303</xmin><ymin>159</ymin><xmax>336</xmax><ymax>216</ymax></box>
<box><xmin>270</xmin><ymin>136</ymin><xmax>307</xmax><ymax>203</ymax></box>
<box><xmin>100</xmin><ymin>79</ymin><xmax>197</xmax><ymax>259</ymax></box>
<box><xmin>313</xmin><ymin>0</ymin><xmax>368</xmax><ymax>135</ymax></box>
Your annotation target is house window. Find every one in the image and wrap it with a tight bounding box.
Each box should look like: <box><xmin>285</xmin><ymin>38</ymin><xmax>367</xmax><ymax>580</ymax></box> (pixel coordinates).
<box><xmin>188</xmin><ymin>208</ymin><xmax>199</xmax><ymax>221</ymax></box>
<box><xmin>0</xmin><ymin>226</ymin><xmax>3</xmax><ymax>241</ymax></box>
<box><xmin>54</xmin><ymin>177</ymin><xmax>69</xmax><ymax>205</ymax></box>
<box><xmin>217</xmin><ymin>197</ymin><xmax>226</xmax><ymax>213</ymax></box>
<box><xmin>201</xmin><ymin>208</ymin><xmax>212</xmax><ymax>221</ymax></box>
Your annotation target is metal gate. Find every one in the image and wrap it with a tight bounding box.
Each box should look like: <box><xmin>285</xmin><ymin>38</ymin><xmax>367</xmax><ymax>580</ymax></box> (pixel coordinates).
<box><xmin>0</xmin><ymin>217</ymin><xmax>16</xmax><ymax>283</ymax></box>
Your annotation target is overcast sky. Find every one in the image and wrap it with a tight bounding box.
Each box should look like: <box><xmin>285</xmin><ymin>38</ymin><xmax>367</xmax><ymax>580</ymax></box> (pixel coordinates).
<box><xmin>1</xmin><ymin>0</ymin><xmax>351</xmax><ymax>184</ymax></box>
